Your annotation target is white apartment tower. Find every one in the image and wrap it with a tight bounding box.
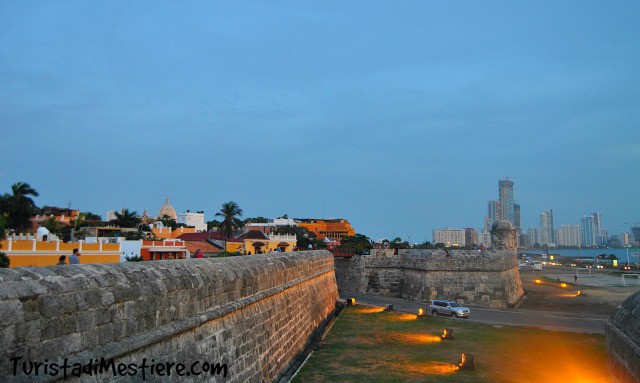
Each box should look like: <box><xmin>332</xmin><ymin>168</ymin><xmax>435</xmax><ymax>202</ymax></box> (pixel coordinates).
<box><xmin>556</xmin><ymin>225</ymin><xmax>581</xmax><ymax>247</ymax></box>
<box><xmin>539</xmin><ymin>210</ymin><xmax>555</xmax><ymax>246</ymax></box>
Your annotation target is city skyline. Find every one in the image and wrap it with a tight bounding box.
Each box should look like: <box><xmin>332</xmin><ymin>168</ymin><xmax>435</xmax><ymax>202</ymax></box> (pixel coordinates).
<box><xmin>7</xmin><ymin>180</ymin><xmax>637</xmax><ymax>246</ymax></box>
<box><xmin>1</xmin><ymin>2</ymin><xmax>639</xmax><ymax>241</ymax></box>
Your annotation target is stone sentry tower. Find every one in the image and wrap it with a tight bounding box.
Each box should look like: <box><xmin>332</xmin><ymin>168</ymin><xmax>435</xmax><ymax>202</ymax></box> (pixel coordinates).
<box><xmin>491</xmin><ymin>220</ymin><xmax>518</xmax><ymax>254</ymax></box>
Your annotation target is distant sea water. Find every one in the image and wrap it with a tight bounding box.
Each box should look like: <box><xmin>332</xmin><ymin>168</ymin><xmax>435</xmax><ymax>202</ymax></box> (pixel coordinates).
<box><xmin>521</xmin><ymin>248</ymin><xmax>638</xmax><ymax>260</ymax></box>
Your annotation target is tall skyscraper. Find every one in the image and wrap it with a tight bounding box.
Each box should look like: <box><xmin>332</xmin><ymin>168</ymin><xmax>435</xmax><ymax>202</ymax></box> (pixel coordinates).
<box><xmin>528</xmin><ymin>227</ymin><xmax>540</xmax><ymax>246</ymax></box>
<box><xmin>499</xmin><ymin>179</ymin><xmax>515</xmax><ymax>223</ymax></box>
<box><xmin>592</xmin><ymin>212</ymin><xmax>603</xmax><ymax>244</ymax></box>
<box><xmin>581</xmin><ymin>215</ymin><xmax>596</xmax><ymax>246</ymax></box>
<box><xmin>539</xmin><ymin>210</ymin><xmax>555</xmax><ymax>246</ymax></box>
<box><xmin>485</xmin><ymin>178</ymin><xmax>519</xmax><ymax>237</ymax></box>
<box><xmin>487</xmin><ymin>200</ymin><xmax>503</xmax><ymax>225</ymax></box>
<box><xmin>599</xmin><ymin>228</ymin><xmax>609</xmax><ymax>246</ymax></box>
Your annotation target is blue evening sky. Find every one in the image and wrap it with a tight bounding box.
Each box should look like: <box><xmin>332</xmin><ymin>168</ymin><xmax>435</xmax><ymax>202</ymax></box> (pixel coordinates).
<box><xmin>1</xmin><ymin>1</ymin><xmax>639</xmax><ymax>241</ymax></box>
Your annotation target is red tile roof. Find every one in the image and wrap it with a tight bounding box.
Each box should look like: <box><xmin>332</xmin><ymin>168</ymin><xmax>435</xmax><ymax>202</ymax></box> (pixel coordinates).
<box><xmin>177</xmin><ymin>232</ymin><xmax>243</xmax><ymax>243</ymax></box>
<box><xmin>237</xmin><ymin>230</ymin><xmax>269</xmax><ymax>241</ymax></box>
<box><xmin>183</xmin><ymin>241</ymin><xmax>222</xmax><ymax>254</ymax></box>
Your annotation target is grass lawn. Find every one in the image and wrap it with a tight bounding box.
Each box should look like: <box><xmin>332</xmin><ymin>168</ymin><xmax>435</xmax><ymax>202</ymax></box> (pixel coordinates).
<box><xmin>293</xmin><ymin>305</ymin><xmax>611</xmax><ymax>383</ymax></box>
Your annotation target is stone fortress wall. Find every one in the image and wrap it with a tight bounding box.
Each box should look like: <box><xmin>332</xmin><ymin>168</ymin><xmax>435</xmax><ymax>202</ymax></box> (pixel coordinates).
<box><xmin>0</xmin><ymin>250</ymin><xmax>338</xmax><ymax>382</ymax></box>
<box><xmin>606</xmin><ymin>291</ymin><xmax>640</xmax><ymax>383</ymax></box>
<box><xmin>335</xmin><ymin>249</ymin><xmax>524</xmax><ymax>308</ymax></box>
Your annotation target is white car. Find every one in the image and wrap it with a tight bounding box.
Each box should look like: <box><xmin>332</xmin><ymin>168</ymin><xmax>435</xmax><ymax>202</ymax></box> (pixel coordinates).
<box><xmin>429</xmin><ymin>300</ymin><xmax>470</xmax><ymax>318</ymax></box>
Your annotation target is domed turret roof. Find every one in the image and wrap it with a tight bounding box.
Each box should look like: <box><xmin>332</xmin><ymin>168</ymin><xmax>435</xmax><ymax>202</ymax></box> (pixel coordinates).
<box><xmin>491</xmin><ymin>220</ymin><xmax>514</xmax><ymax>231</ymax></box>
<box><xmin>158</xmin><ymin>198</ymin><xmax>177</xmax><ymax>220</ymax></box>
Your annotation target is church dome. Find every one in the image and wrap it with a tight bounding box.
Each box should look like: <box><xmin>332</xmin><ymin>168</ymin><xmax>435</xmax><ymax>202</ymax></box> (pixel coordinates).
<box><xmin>158</xmin><ymin>198</ymin><xmax>177</xmax><ymax>220</ymax></box>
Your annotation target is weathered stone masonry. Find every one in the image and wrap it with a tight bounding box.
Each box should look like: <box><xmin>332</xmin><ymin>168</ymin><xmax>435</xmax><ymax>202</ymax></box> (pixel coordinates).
<box><xmin>0</xmin><ymin>250</ymin><xmax>338</xmax><ymax>382</ymax></box>
<box><xmin>335</xmin><ymin>249</ymin><xmax>523</xmax><ymax>308</ymax></box>
<box><xmin>606</xmin><ymin>291</ymin><xmax>640</xmax><ymax>383</ymax></box>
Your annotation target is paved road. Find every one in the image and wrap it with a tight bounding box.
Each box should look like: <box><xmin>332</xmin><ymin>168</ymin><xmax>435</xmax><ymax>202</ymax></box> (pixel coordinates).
<box><xmin>342</xmin><ymin>293</ymin><xmax>608</xmax><ymax>334</ymax></box>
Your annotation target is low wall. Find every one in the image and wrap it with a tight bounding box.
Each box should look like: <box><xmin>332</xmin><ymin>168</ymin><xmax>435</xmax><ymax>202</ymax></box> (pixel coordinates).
<box><xmin>0</xmin><ymin>250</ymin><xmax>338</xmax><ymax>382</ymax></box>
<box><xmin>606</xmin><ymin>291</ymin><xmax>640</xmax><ymax>383</ymax></box>
<box><xmin>336</xmin><ymin>249</ymin><xmax>523</xmax><ymax>308</ymax></box>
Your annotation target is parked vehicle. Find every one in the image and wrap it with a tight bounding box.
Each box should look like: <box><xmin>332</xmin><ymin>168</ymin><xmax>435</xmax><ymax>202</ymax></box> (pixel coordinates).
<box><xmin>429</xmin><ymin>300</ymin><xmax>470</xmax><ymax>318</ymax></box>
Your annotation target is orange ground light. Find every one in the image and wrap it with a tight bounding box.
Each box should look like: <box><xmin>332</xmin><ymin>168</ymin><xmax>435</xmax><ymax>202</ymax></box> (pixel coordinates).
<box><xmin>490</xmin><ymin>330</ymin><xmax>611</xmax><ymax>383</ymax></box>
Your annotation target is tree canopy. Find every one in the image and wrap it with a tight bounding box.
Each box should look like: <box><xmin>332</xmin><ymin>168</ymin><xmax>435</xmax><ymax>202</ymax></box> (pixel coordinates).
<box><xmin>334</xmin><ymin>233</ymin><xmax>373</xmax><ymax>254</ymax></box>
<box><xmin>215</xmin><ymin>201</ymin><xmax>243</xmax><ymax>239</ymax></box>
<box><xmin>0</xmin><ymin>182</ymin><xmax>40</xmax><ymax>233</ymax></box>
<box><xmin>159</xmin><ymin>214</ymin><xmax>179</xmax><ymax>230</ymax></box>
<box><xmin>414</xmin><ymin>241</ymin><xmax>434</xmax><ymax>249</ymax></box>
<box><xmin>244</xmin><ymin>216</ymin><xmax>268</xmax><ymax>224</ymax></box>
<box><xmin>207</xmin><ymin>219</ymin><xmax>222</xmax><ymax>231</ymax></box>
<box><xmin>110</xmin><ymin>208</ymin><xmax>141</xmax><ymax>228</ymax></box>
<box><xmin>390</xmin><ymin>237</ymin><xmax>411</xmax><ymax>250</ymax></box>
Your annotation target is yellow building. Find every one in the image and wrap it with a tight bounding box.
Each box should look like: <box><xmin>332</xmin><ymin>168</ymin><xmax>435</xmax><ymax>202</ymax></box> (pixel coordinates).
<box><xmin>151</xmin><ymin>226</ymin><xmax>196</xmax><ymax>239</ymax></box>
<box><xmin>1</xmin><ymin>238</ymin><xmax>121</xmax><ymax>268</ymax></box>
<box><xmin>297</xmin><ymin>219</ymin><xmax>356</xmax><ymax>240</ymax></box>
<box><xmin>236</xmin><ymin>230</ymin><xmax>297</xmax><ymax>254</ymax></box>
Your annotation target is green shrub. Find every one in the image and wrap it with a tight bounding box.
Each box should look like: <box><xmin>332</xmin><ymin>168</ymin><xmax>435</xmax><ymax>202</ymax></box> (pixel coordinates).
<box><xmin>0</xmin><ymin>252</ymin><xmax>10</xmax><ymax>268</ymax></box>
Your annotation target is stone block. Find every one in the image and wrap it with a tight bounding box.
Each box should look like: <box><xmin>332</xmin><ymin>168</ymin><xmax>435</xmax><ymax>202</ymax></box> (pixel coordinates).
<box><xmin>0</xmin><ymin>300</ymin><xmax>24</xmax><ymax>325</ymax></box>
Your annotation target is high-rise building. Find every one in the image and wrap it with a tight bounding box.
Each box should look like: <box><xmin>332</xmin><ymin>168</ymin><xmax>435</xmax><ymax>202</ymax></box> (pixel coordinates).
<box><xmin>527</xmin><ymin>227</ymin><xmax>540</xmax><ymax>246</ymax></box>
<box><xmin>477</xmin><ymin>232</ymin><xmax>491</xmax><ymax>247</ymax></box>
<box><xmin>592</xmin><ymin>212</ymin><xmax>602</xmax><ymax>241</ymax></box>
<box><xmin>499</xmin><ymin>179</ymin><xmax>515</xmax><ymax>224</ymax></box>
<box><xmin>581</xmin><ymin>215</ymin><xmax>596</xmax><ymax>246</ymax></box>
<box><xmin>433</xmin><ymin>228</ymin><xmax>466</xmax><ymax>247</ymax></box>
<box><xmin>539</xmin><ymin>210</ymin><xmax>555</xmax><ymax>246</ymax></box>
<box><xmin>622</xmin><ymin>232</ymin><xmax>631</xmax><ymax>247</ymax></box>
<box><xmin>464</xmin><ymin>228</ymin><xmax>478</xmax><ymax>247</ymax></box>
<box><xmin>487</xmin><ymin>200</ymin><xmax>502</xmax><ymax>225</ymax></box>
<box><xmin>599</xmin><ymin>228</ymin><xmax>609</xmax><ymax>246</ymax></box>
<box><xmin>483</xmin><ymin>216</ymin><xmax>492</xmax><ymax>233</ymax></box>
<box><xmin>514</xmin><ymin>204</ymin><xmax>521</xmax><ymax>232</ymax></box>
<box><xmin>556</xmin><ymin>225</ymin><xmax>581</xmax><ymax>247</ymax></box>
<box><xmin>520</xmin><ymin>232</ymin><xmax>532</xmax><ymax>248</ymax></box>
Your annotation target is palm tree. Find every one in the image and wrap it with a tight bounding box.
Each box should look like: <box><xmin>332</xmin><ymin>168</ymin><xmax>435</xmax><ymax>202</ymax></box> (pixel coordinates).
<box><xmin>72</xmin><ymin>212</ymin><xmax>87</xmax><ymax>231</ymax></box>
<box><xmin>0</xmin><ymin>197</ymin><xmax>8</xmax><ymax>238</ymax></box>
<box><xmin>0</xmin><ymin>182</ymin><xmax>39</xmax><ymax>233</ymax></box>
<box><xmin>111</xmin><ymin>208</ymin><xmax>141</xmax><ymax>228</ymax></box>
<box><xmin>215</xmin><ymin>201</ymin><xmax>243</xmax><ymax>249</ymax></box>
<box><xmin>42</xmin><ymin>216</ymin><xmax>64</xmax><ymax>237</ymax></box>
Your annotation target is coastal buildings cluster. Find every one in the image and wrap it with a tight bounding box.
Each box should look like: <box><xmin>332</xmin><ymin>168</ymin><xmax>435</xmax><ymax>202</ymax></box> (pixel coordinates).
<box><xmin>433</xmin><ymin>178</ymin><xmax>639</xmax><ymax>249</ymax></box>
<box><xmin>1</xmin><ymin>195</ymin><xmax>356</xmax><ymax>268</ymax></box>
